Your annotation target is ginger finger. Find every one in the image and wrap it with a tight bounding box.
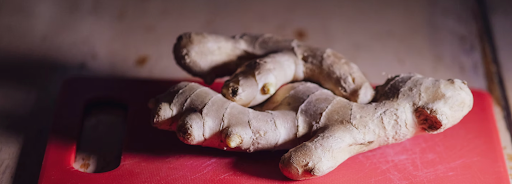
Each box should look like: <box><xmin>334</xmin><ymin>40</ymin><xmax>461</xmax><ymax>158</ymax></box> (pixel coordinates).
<box><xmin>221</xmin><ymin>51</ymin><xmax>301</xmax><ymax>106</ymax></box>
<box><xmin>173</xmin><ymin>32</ymin><xmax>293</xmax><ymax>85</ymax></box>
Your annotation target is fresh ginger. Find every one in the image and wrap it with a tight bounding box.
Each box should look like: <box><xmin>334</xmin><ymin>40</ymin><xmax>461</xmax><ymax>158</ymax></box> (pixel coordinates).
<box><xmin>173</xmin><ymin>32</ymin><xmax>374</xmax><ymax>106</ymax></box>
<box><xmin>150</xmin><ymin>73</ymin><xmax>473</xmax><ymax>180</ymax></box>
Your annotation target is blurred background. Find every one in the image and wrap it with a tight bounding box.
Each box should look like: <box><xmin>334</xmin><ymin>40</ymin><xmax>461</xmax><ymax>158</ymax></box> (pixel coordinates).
<box><xmin>0</xmin><ymin>0</ymin><xmax>510</xmax><ymax>183</ymax></box>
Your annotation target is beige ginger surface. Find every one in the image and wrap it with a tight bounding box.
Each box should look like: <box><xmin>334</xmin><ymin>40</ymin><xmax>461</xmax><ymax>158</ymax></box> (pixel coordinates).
<box><xmin>151</xmin><ymin>74</ymin><xmax>473</xmax><ymax>180</ymax></box>
<box><xmin>173</xmin><ymin>32</ymin><xmax>374</xmax><ymax>106</ymax></box>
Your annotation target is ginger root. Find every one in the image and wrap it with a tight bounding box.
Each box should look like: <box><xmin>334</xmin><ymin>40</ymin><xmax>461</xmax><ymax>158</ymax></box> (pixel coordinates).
<box><xmin>150</xmin><ymin>73</ymin><xmax>473</xmax><ymax>180</ymax></box>
<box><xmin>173</xmin><ymin>32</ymin><xmax>374</xmax><ymax>106</ymax></box>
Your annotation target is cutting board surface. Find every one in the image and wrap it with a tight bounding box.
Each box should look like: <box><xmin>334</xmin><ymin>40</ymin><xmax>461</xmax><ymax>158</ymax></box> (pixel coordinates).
<box><xmin>39</xmin><ymin>77</ymin><xmax>509</xmax><ymax>184</ymax></box>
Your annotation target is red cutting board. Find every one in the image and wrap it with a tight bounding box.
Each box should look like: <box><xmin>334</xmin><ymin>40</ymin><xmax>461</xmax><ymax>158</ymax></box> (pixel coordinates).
<box><xmin>39</xmin><ymin>77</ymin><xmax>509</xmax><ymax>184</ymax></box>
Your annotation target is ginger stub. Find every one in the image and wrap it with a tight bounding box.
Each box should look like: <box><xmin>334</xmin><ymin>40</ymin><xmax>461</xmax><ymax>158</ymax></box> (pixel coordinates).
<box><xmin>151</xmin><ymin>74</ymin><xmax>473</xmax><ymax>180</ymax></box>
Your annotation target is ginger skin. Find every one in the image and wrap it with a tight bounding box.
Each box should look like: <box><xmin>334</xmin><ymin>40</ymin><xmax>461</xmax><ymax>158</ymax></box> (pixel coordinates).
<box><xmin>150</xmin><ymin>74</ymin><xmax>473</xmax><ymax>180</ymax></box>
<box><xmin>173</xmin><ymin>32</ymin><xmax>374</xmax><ymax>106</ymax></box>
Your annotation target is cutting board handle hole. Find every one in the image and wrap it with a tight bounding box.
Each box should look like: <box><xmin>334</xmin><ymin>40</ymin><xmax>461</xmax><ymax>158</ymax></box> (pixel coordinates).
<box><xmin>73</xmin><ymin>101</ymin><xmax>127</xmax><ymax>173</ymax></box>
